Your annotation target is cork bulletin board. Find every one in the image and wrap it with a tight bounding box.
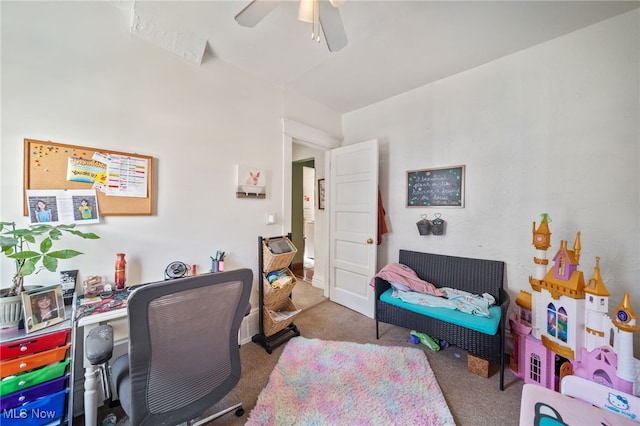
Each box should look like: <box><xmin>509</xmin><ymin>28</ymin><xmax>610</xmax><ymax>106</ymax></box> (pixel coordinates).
<box><xmin>24</xmin><ymin>139</ymin><xmax>154</xmax><ymax>216</ymax></box>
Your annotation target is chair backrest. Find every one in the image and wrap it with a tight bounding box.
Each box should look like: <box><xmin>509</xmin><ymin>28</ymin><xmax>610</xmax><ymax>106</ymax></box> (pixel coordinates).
<box><xmin>561</xmin><ymin>375</ymin><xmax>640</xmax><ymax>423</ymax></box>
<box><xmin>126</xmin><ymin>268</ymin><xmax>252</xmax><ymax>425</ymax></box>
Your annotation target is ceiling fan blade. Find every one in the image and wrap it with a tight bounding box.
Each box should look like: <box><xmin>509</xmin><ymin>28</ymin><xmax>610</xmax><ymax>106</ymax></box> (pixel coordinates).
<box><xmin>235</xmin><ymin>0</ymin><xmax>283</xmax><ymax>28</ymax></box>
<box><xmin>319</xmin><ymin>0</ymin><xmax>348</xmax><ymax>52</ymax></box>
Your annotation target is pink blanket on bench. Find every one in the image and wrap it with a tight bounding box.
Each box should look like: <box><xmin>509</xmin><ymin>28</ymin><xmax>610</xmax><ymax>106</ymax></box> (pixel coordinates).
<box><xmin>369</xmin><ymin>263</ymin><xmax>445</xmax><ymax>297</ymax></box>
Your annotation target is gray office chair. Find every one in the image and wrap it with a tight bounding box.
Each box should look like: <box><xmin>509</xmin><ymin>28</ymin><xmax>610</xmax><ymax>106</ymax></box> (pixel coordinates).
<box><xmin>87</xmin><ymin>269</ymin><xmax>252</xmax><ymax>426</ymax></box>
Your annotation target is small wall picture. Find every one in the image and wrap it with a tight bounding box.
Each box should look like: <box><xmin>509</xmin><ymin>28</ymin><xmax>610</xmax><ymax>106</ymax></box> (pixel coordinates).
<box><xmin>318</xmin><ymin>178</ymin><xmax>325</xmax><ymax>210</ymax></box>
<box><xmin>22</xmin><ymin>284</ymin><xmax>66</xmax><ymax>333</ymax></box>
<box><xmin>236</xmin><ymin>165</ymin><xmax>266</xmax><ymax>199</ymax></box>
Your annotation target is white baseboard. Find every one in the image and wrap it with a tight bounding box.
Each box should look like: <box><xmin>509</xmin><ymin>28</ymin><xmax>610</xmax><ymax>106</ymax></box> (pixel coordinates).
<box><xmin>311</xmin><ymin>275</ymin><xmax>325</xmax><ymax>290</ymax></box>
<box><xmin>240</xmin><ymin>307</ymin><xmax>260</xmax><ymax>345</ymax></box>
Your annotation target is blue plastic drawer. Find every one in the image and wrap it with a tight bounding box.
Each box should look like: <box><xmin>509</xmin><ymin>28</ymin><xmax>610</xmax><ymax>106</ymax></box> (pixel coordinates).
<box><xmin>0</xmin><ymin>388</ymin><xmax>68</xmax><ymax>426</ymax></box>
<box><xmin>0</xmin><ymin>375</ymin><xmax>68</xmax><ymax>411</ymax></box>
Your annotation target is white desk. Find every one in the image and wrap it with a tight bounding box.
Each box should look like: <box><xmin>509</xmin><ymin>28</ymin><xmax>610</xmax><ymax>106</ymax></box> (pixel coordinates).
<box><xmin>76</xmin><ymin>302</ymin><xmax>128</xmax><ymax>426</ymax></box>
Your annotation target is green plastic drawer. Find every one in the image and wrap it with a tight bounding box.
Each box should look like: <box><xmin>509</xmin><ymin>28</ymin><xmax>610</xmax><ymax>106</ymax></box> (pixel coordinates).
<box><xmin>0</xmin><ymin>359</ymin><xmax>70</xmax><ymax>397</ymax></box>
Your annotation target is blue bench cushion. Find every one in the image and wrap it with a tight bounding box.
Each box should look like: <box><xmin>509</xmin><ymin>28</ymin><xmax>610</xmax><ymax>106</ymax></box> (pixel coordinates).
<box><xmin>380</xmin><ymin>288</ymin><xmax>501</xmax><ymax>335</ymax></box>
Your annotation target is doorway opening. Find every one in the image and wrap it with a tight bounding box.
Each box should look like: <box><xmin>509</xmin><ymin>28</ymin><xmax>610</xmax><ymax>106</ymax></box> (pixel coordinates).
<box><xmin>282</xmin><ymin>118</ymin><xmax>341</xmax><ymax>300</ymax></box>
<box><xmin>290</xmin><ymin>159</ymin><xmax>315</xmax><ymax>282</ymax></box>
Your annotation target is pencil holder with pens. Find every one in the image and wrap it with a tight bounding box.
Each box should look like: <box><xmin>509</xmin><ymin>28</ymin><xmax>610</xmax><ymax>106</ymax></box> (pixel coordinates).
<box><xmin>211</xmin><ymin>251</ymin><xmax>226</xmax><ymax>273</ymax></box>
<box><xmin>211</xmin><ymin>260</ymin><xmax>225</xmax><ymax>273</ymax></box>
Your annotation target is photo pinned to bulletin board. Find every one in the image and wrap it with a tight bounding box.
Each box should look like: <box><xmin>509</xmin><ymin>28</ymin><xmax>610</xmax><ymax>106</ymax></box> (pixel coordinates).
<box><xmin>24</xmin><ymin>139</ymin><xmax>154</xmax><ymax>216</ymax></box>
<box><xmin>27</xmin><ymin>189</ymin><xmax>100</xmax><ymax>225</ymax></box>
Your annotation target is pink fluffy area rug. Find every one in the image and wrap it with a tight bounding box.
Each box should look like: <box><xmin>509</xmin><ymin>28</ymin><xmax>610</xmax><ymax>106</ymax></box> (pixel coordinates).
<box><xmin>246</xmin><ymin>337</ymin><xmax>455</xmax><ymax>425</ymax></box>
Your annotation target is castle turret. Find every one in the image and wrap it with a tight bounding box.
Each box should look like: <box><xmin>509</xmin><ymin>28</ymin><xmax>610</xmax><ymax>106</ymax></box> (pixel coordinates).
<box><xmin>573</xmin><ymin>231</ymin><xmax>581</xmax><ymax>265</ymax></box>
<box><xmin>531</xmin><ymin>213</ymin><xmax>552</xmax><ymax>280</ymax></box>
<box><xmin>583</xmin><ymin>257</ymin><xmax>610</xmax><ymax>351</ymax></box>
<box><xmin>530</xmin><ymin>213</ymin><xmax>552</xmax><ymax>339</ymax></box>
<box><xmin>612</xmin><ymin>292</ymin><xmax>640</xmax><ymax>387</ymax></box>
<box><xmin>532</xmin><ymin>213</ymin><xmax>552</xmax><ymax>248</ymax></box>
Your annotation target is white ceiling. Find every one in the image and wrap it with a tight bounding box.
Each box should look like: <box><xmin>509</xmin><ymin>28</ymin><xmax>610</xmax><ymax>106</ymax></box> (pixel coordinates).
<box><xmin>129</xmin><ymin>0</ymin><xmax>639</xmax><ymax>114</ymax></box>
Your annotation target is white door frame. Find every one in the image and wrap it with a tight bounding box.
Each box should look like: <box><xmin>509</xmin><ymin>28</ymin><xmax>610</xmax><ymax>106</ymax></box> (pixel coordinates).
<box><xmin>282</xmin><ymin>118</ymin><xmax>340</xmax><ymax>297</ymax></box>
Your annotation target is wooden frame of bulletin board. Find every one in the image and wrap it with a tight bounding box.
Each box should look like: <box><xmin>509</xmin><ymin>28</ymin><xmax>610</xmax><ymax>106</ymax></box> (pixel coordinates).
<box><xmin>24</xmin><ymin>139</ymin><xmax>154</xmax><ymax>216</ymax></box>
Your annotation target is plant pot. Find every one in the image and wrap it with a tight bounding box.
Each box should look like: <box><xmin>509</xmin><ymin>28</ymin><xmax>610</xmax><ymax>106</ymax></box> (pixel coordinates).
<box><xmin>0</xmin><ymin>293</ymin><xmax>23</xmax><ymax>328</ymax></box>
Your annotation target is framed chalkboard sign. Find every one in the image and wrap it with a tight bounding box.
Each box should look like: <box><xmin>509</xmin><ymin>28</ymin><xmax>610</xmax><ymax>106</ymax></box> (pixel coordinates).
<box><xmin>407</xmin><ymin>165</ymin><xmax>465</xmax><ymax>208</ymax></box>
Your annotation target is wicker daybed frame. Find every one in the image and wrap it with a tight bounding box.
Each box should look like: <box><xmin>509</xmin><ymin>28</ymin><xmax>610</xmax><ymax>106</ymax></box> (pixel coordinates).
<box><xmin>375</xmin><ymin>249</ymin><xmax>510</xmax><ymax>390</ymax></box>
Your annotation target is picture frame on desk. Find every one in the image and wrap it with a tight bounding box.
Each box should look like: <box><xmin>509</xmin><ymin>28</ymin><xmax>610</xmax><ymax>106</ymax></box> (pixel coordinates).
<box><xmin>22</xmin><ymin>284</ymin><xmax>66</xmax><ymax>333</ymax></box>
<box><xmin>60</xmin><ymin>269</ymin><xmax>78</xmax><ymax>305</ymax></box>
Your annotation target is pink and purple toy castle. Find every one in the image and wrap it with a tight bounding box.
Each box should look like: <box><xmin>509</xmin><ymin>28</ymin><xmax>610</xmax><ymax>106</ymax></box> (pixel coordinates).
<box><xmin>509</xmin><ymin>213</ymin><xmax>639</xmax><ymax>395</ymax></box>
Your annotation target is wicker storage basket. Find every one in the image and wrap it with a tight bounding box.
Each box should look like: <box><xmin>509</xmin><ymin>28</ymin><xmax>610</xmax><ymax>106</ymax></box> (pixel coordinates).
<box><xmin>263</xmin><ymin>269</ymin><xmax>297</xmax><ymax>308</ymax></box>
<box><xmin>262</xmin><ymin>237</ymin><xmax>297</xmax><ymax>272</ymax></box>
<box><xmin>263</xmin><ymin>297</ymin><xmax>299</xmax><ymax>337</ymax></box>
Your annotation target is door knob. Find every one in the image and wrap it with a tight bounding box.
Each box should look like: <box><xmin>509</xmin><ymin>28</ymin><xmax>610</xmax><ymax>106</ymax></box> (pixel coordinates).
<box><xmin>367</xmin><ymin>238</ymin><xmax>374</xmax><ymax>244</ymax></box>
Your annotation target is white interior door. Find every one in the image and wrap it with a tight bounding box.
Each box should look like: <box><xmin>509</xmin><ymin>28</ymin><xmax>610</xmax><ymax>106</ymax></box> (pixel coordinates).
<box><xmin>329</xmin><ymin>139</ymin><xmax>378</xmax><ymax>318</ymax></box>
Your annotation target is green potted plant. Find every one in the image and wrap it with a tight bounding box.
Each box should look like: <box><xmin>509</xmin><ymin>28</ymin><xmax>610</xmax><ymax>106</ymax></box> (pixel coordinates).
<box><xmin>0</xmin><ymin>221</ymin><xmax>100</xmax><ymax>327</ymax></box>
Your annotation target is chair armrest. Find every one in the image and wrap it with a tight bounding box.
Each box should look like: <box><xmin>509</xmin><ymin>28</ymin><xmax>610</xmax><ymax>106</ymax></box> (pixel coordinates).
<box><xmin>499</xmin><ymin>288</ymin><xmax>510</xmax><ymax>313</ymax></box>
<box><xmin>374</xmin><ymin>277</ymin><xmax>391</xmax><ymax>298</ymax></box>
<box><xmin>499</xmin><ymin>288</ymin><xmax>511</xmax><ymax>334</ymax></box>
<box><xmin>85</xmin><ymin>324</ymin><xmax>114</xmax><ymax>365</ymax></box>
<box><xmin>500</xmin><ymin>288</ymin><xmax>511</xmax><ymax>312</ymax></box>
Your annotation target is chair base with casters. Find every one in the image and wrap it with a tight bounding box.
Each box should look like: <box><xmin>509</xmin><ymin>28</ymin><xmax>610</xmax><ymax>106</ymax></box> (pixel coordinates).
<box><xmin>84</xmin><ymin>269</ymin><xmax>253</xmax><ymax>426</ymax></box>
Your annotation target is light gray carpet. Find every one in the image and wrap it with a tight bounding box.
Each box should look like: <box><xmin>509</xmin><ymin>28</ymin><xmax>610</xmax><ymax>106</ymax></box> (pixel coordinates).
<box><xmin>85</xmin><ymin>283</ymin><xmax>523</xmax><ymax>425</ymax></box>
<box><xmin>204</xmin><ymin>299</ymin><xmax>523</xmax><ymax>425</ymax></box>
<box><xmin>291</xmin><ymin>278</ymin><xmax>325</xmax><ymax>310</ymax></box>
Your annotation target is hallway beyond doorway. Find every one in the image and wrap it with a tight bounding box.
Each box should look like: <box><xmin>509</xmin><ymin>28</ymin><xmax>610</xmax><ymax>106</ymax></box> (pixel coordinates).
<box><xmin>291</xmin><ymin>257</ymin><xmax>314</xmax><ymax>281</ymax></box>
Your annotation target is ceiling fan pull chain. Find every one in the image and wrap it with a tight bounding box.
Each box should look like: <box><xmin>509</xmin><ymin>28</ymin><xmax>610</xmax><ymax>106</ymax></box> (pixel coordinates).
<box><xmin>314</xmin><ymin>0</ymin><xmax>321</xmax><ymax>43</ymax></box>
<box><xmin>310</xmin><ymin>0</ymin><xmax>315</xmax><ymax>40</ymax></box>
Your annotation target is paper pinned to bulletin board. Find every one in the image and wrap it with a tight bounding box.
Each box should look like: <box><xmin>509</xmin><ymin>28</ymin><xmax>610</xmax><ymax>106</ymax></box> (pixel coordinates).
<box><xmin>24</xmin><ymin>139</ymin><xmax>154</xmax><ymax>216</ymax></box>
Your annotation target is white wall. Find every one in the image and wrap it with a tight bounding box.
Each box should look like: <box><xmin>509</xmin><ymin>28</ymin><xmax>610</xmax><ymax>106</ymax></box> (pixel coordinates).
<box><xmin>0</xmin><ymin>1</ymin><xmax>341</xmax><ymax>320</ymax></box>
<box><xmin>343</xmin><ymin>10</ymin><xmax>639</xmax><ymax>355</ymax></box>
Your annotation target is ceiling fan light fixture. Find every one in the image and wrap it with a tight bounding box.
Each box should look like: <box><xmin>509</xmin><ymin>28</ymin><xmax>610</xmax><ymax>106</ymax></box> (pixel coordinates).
<box><xmin>236</xmin><ymin>0</ymin><xmax>348</xmax><ymax>52</ymax></box>
<box><xmin>298</xmin><ymin>0</ymin><xmax>315</xmax><ymax>23</ymax></box>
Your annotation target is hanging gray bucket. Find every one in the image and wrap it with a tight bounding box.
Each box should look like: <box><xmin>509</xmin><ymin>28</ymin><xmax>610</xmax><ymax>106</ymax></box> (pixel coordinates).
<box><xmin>431</xmin><ymin>213</ymin><xmax>445</xmax><ymax>235</ymax></box>
<box><xmin>416</xmin><ymin>214</ymin><xmax>431</xmax><ymax>235</ymax></box>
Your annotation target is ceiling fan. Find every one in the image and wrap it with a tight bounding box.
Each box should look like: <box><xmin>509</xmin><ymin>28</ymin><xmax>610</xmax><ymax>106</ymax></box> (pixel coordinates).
<box><xmin>235</xmin><ymin>0</ymin><xmax>348</xmax><ymax>52</ymax></box>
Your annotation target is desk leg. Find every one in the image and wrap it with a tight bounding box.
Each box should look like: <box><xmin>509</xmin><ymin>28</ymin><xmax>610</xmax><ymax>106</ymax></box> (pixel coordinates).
<box><xmin>84</xmin><ymin>364</ymin><xmax>99</xmax><ymax>426</ymax></box>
